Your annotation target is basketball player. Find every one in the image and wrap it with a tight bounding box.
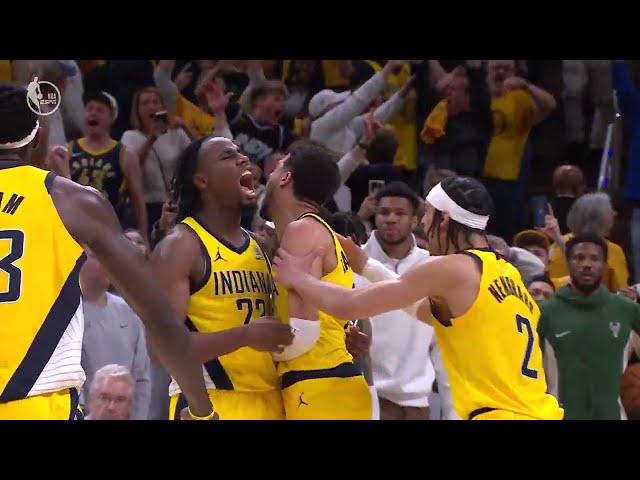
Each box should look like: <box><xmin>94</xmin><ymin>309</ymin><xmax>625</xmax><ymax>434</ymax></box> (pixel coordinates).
<box><xmin>152</xmin><ymin>135</ymin><xmax>295</xmax><ymax>420</ymax></box>
<box><xmin>260</xmin><ymin>142</ymin><xmax>372</xmax><ymax>420</ymax></box>
<box><xmin>273</xmin><ymin>176</ymin><xmax>564</xmax><ymax>421</ymax></box>
<box><xmin>0</xmin><ymin>83</ymin><xmax>214</xmax><ymax>420</ymax></box>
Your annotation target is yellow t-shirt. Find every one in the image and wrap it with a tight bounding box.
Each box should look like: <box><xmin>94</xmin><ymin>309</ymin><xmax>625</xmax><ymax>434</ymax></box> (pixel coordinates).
<box><xmin>483</xmin><ymin>89</ymin><xmax>536</xmax><ymax>181</ymax></box>
<box><xmin>549</xmin><ymin>233</ymin><xmax>630</xmax><ymax>292</ymax></box>
<box><xmin>0</xmin><ymin>61</ymin><xmax>12</xmax><ymax>82</ymax></box>
<box><xmin>369</xmin><ymin>61</ymin><xmax>417</xmax><ymax>171</ymax></box>
<box><xmin>174</xmin><ymin>93</ymin><xmax>216</xmax><ymax>139</ymax></box>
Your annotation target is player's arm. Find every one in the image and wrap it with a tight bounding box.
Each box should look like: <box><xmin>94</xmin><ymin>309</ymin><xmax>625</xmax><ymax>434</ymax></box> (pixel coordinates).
<box><xmin>52</xmin><ymin>176</ymin><xmax>213</xmax><ymax>418</ymax></box>
<box><xmin>279</xmin><ymin>220</ymin><xmax>325</xmax><ymax>320</ymax></box>
<box><xmin>122</xmin><ymin>149</ymin><xmax>149</xmax><ymax>239</ymax></box>
<box><xmin>151</xmin><ymin>227</ymin><xmax>293</xmax><ymax>361</ymax></box>
<box><xmin>274</xmin><ymin>249</ymin><xmax>453</xmax><ymax>320</ymax></box>
<box><xmin>338</xmin><ymin>234</ymin><xmax>433</xmax><ymax>323</ymax></box>
<box><xmin>270</xmin><ymin>220</ymin><xmax>325</xmax><ymax>361</ymax></box>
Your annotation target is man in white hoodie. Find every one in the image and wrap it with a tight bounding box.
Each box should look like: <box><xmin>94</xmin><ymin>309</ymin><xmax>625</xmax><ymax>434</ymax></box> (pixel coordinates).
<box><xmin>359</xmin><ymin>182</ymin><xmax>457</xmax><ymax>420</ymax></box>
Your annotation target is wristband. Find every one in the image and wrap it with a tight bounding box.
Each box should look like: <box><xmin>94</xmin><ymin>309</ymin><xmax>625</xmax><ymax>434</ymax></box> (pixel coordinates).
<box><xmin>188</xmin><ymin>407</ymin><xmax>216</xmax><ymax>420</ymax></box>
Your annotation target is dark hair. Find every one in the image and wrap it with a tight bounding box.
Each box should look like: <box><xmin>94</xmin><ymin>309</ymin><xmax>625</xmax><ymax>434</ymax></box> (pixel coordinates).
<box><xmin>528</xmin><ymin>274</ymin><xmax>555</xmax><ymax>291</ymax></box>
<box><xmin>350</xmin><ymin>61</ymin><xmax>376</xmax><ymax>91</ymax></box>
<box><xmin>173</xmin><ymin>136</ymin><xmax>210</xmax><ymax>221</ymax></box>
<box><xmin>565</xmin><ymin>232</ymin><xmax>608</xmax><ymax>262</ymax></box>
<box><xmin>283</xmin><ymin>142</ymin><xmax>340</xmax><ymax>206</ymax></box>
<box><xmin>0</xmin><ymin>83</ymin><xmax>38</xmax><ymax>160</ymax></box>
<box><xmin>327</xmin><ymin>211</ymin><xmax>368</xmax><ymax>246</ymax></box>
<box><xmin>375</xmin><ymin>181</ymin><xmax>421</xmax><ymax>214</ymax></box>
<box><xmin>367</xmin><ymin>129</ymin><xmax>398</xmax><ymax>164</ymax></box>
<box><xmin>426</xmin><ymin>176</ymin><xmax>494</xmax><ymax>253</ymax></box>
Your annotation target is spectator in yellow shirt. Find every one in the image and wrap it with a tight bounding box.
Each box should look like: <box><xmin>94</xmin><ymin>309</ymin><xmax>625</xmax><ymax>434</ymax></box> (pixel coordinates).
<box><xmin>483</xmin><ymin>60</ymin><xmax>556</xmax><ymax>242</ymax></box>
<box><xmin>548</xmin><ymin>192</ymin><xmax>630</xmax><ymax>292</ymax></box>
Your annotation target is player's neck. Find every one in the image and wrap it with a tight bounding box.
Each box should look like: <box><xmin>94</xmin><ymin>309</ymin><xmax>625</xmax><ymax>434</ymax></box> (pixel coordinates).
<box><xmin>0</xmin><ymin>154</ymin><xmax>26</xmax><ymax>169</ymax></box>
<box><xmin>196</xmin><ymin>203</ymin><xmax>244</xmax><ymax>244</ymax></box>
<box><xmin>376</xmin><ymin>232</ymin><xmax>413</xmax><ymax>260</ymax></box>
<box><xmin>83</xmin><ymin>134</ymin><xmax>112</xmax><ymax>150</ymax></box>
<box><xmin>452</xmin><ymin>233</ymin><xmax>489</xmax><ymax>253</ymax></box>
<box><xmin>273</xmin><ymin>201</ymin><xmax>317</xmax><ymax>240</ymax></box>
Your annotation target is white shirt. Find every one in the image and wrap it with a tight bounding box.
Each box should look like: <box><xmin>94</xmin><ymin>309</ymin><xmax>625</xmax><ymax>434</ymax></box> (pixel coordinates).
<box><xmin>360</xmin><ymin>232</ymin><xmax>458</xmax><ymax>418</ymax></box>
<box><xmin>120</xmin><ymin>128</ymin><xmax>191</xmax><ymax>204</ymax></box>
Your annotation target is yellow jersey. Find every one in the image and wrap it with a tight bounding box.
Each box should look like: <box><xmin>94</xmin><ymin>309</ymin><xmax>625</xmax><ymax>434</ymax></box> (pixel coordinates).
<box><xmin>433</xmin><ymin>248</ymin><xmax>563</xmax><ymax>420</ymax></box>
<box><xmin>0</xmin><ymin>166</ymin><xmax>86</xmax><ymax>403</ymax></box>
<box><xmin>275</xmin><ymin>213</ymin><xmax>355</xmax><ymax>375</ymax></box>
<box><xmin>483</xmin><ymin>89</ymin><xmax>536</xmax><ymax>181</ymax></box>
<box><xmin>167</xmin><ymin>215</ymin><xmax>279</xmax><ymax>397</ymax></box>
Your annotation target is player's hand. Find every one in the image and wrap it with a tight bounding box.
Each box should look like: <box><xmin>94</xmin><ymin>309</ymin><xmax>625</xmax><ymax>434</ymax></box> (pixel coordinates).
<box><xmin>336</xmin><ymin>234</ymin><xmax>368</xmax><ymax>275</ymax></box>
<box><xmin>345</xmin><ymin>325</ymin><xmax>370</xmax><ymax>359</ymax></box>
<box><xmin>180</xmin><ymin>407</ymin><xmax>220</xmax><ymax>420</ymax></box>
<box><xmin>245</xmin><ymin>316</ymin><xmax>295</xmax><ymax>353</ymax></box>
<box><xmin>272</xmin><ymin>247</ymin><xmax>323</xmax><ymax>289</ymax></box>
<box><xmin>618</xmin><ymin>286</ymin><xmax>638</xmax><ymax>302</ymax></box>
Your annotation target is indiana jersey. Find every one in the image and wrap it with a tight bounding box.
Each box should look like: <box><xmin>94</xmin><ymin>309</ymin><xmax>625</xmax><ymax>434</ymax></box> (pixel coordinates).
<box><xmin>68</xmin><ymin>138</ymin><xmax>127</xmax><ymax>213</ymax></box>
<box><xmin>275</xmin><ymin>213</ymin><xmax>355</xmax><ymax>375</ymax></box>
<box><xmin>168</xmin><ymin>215</ymin><xmax>279</xmax><ymax>396</ymax></box>
<box><xmin>0</xmin><ymin>166</ymin><xmax>86</xmax><ymax>403</ymax></box>
<box><xmin>432</xmin><ymin>248</ymin><xmax>564</xmax><ymax>420</ymax></box>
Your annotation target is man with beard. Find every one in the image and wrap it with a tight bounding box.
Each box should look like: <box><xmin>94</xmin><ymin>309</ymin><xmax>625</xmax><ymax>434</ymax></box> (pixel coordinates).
<box><xmin>273</xmin><ymin>175</ymin><xmax>563</xmax><ymax>420</ymax></box>
<box><xmin>359</xmin><ymin>181</ymin><xmax>456</xmax><ymax>420</ymax></box>
<box><xmin>538</xmin><ymin>233</ymin><xmax>640</xmax><ymax>420</ymax></box>
<box><xmin>261</xmin><ymin>142</ymin><xmax>372</xmax><ymax>420</ymax></box>
<box><xmin>152</xmin><ymin>136</ymin><xmax>295</xmax><ymax>420</ymax></box>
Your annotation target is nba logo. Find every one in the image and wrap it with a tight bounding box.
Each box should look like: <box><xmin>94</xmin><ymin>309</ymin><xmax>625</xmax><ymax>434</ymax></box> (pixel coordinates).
<box><xmin>254</xmin><ymin>246</ymin><xmax>263</xmax><ymax>260</ymax></box>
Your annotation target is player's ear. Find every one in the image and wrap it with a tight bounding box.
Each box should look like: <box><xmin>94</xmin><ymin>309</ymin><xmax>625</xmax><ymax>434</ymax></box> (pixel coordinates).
<box><xmin>192</xmin><ymin>172</ymin><xmax>207</xmax><ymax>190</ymax></box>
<box><xmin>280</xmin><ymin>170</ymin><xmax>292</xmax><ymax>188</ymax></box>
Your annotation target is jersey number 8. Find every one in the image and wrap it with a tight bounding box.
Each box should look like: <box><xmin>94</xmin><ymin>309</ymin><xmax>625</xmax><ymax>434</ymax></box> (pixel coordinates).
<box><xmin>0</xmin><ymin>230</ymin><xmax>25</xmax><ymax>304</ymax></box>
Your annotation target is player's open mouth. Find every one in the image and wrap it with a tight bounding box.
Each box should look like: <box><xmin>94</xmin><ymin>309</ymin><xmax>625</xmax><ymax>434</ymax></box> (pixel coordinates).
<box><xmin>87</xmin><ymin>119</ymin><xmax>99</xmax><ymax>127</ymax></box>
<box><xmin>239</xmin><ymin>171</ymin><xmax>256</xmax><ymax>198</ymax></box>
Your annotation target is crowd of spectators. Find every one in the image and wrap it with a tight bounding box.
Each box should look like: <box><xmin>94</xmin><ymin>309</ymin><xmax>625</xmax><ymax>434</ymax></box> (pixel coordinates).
<box><xmin>4</xmin><ymin>59</ymin><xmax>640</xmax><ymax>420</ymax></box>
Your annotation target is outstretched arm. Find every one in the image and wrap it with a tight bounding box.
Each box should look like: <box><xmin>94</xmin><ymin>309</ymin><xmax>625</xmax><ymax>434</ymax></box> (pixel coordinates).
<box><xmin>53</xmin><ymin>176</ymin><xmax>213</xmax><ymax>418</ymax></box>
<box><xmin>273</xmin><ymin>248</ymin><xmax>443</xmax><ymax>320</ymax></box>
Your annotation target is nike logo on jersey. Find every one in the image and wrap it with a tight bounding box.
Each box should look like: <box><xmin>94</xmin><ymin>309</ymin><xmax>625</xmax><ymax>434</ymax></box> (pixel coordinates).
<box><xmin>298</xmin><ymin>393</ymin><xmax>308</xmax><ymax>408</ymax></box>
<box><xmin>555</xmin><ymin>331</ymin><xmax>571</xmax><ymax>338</ymax></box>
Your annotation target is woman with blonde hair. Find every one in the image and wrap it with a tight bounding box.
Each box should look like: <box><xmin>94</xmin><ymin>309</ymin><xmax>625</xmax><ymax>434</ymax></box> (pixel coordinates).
<box><xmin>120</xmin><ymin>86</ymin><xmax>194</xmax><ymax>234</ymax></box>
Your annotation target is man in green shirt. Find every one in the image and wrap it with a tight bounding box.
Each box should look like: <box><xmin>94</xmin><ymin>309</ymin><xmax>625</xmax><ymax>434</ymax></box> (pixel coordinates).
<box><xmin>538</xmin><ymin>233</ymin><xmax>640</xmax><ymax>420</ymax></box>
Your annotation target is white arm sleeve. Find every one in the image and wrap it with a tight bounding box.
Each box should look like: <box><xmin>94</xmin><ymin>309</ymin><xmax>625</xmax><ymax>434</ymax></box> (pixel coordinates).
<box><xmin>272</xmin><ymin>318</ymin><xmax>320</xmax><ymax>362</ymax></box>
<box><xmin>361</xmin><ymin>258</ymin><xmax>420</xmax><ymax>318</ymax></box>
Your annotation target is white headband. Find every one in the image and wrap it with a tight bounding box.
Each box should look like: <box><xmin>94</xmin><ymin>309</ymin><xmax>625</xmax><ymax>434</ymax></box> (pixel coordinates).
<box><xmin>426</xmin><ymin>182</ymin><xmax>489</xmax><ymax>229</ymax></box>
<box><xmin>0</xmin><ymin>121</ymin><xmax>40</xmax><ymax>150</ymax></box>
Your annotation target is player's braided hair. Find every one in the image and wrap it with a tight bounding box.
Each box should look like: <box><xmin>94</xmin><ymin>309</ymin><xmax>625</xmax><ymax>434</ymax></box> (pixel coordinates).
<box><xmin>426</xmin><ymin>176</ymin><xmax>494</xmax><ymax>254</ymax></box>
<box><xmin>173</xmin><ymin>136</ymin><xmax>210</xmax><ymax>222</ymax></box>
<box><xmin>0</xmin><ymin>83</ymin><xmax>39</xmax><ymax>159</ymax></box>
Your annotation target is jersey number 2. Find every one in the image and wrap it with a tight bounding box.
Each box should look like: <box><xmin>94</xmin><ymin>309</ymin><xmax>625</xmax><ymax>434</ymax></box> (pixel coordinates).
<box><xmin>236</xmin><ymin>298</ymin><xmax>267</xmax><ymax>325</ymax></box>
<box><xmin>516</xmin><ymin>314</ymin><xmax>539</xmax><ymax>380</ymax></box>
<box><xmin>0</xmin><ymin>230</ymin><xmax>25</xmax><ymax>304</ymax></box>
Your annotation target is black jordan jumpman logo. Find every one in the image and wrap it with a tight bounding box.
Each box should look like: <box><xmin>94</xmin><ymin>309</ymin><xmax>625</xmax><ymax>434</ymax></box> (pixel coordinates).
<box><xmin>298</xmin><ymin>393</ymin><xmax>308</xmax><ymax>408</ymax></box>
<box><xmin>214</xmin><ymin>247</ymin><xmax>227</xmax><ymax>262</ymax></box>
